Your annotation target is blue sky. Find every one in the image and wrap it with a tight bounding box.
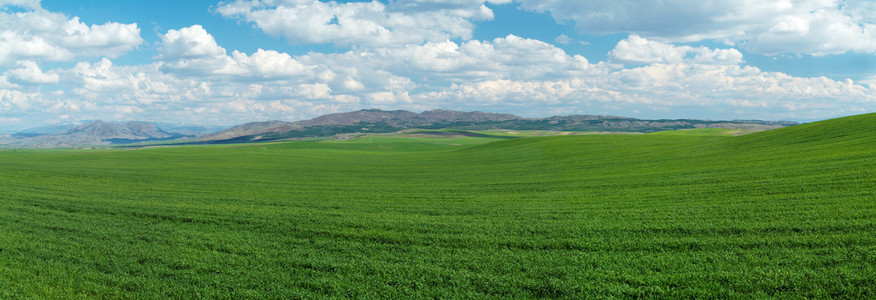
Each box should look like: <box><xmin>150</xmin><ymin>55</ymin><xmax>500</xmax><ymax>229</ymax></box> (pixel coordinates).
<box><xmin>1</xmin><ymin>0</ymin><xmax>875</xmax><ymax>131</ymax></box>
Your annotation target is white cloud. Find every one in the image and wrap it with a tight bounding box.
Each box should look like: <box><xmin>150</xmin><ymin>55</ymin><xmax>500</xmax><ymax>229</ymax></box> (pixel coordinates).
<box><xmin>347</xmin><ymin>35</ymin><xmax>591</xmax><ymax>83</ymax></box>
<box><xmin>366</xmin><ymin>91</ymin><xmax>412</xmax><ymax>104</ymax></box>
<box><xmin>232</xmin><ymin>49</ymin><xmax>311</xmax><ymax>79</ymax></box>
<box><xmin>7</xmin><ymin>60</ymin><xmax>60</xmax><ymax>84</ymax></box>
<box><xmin>748</xmin><ymin>6</ymin><xmax>876</xmax><ymax>56</ymax></box>
<box><xmin>555</xmin><ymin>34</ymin><xmax>572</xmax><ymax>45</ymax></box>
<box><xmin>389</xmin><ymin>0</ymin><xmax>512</xmax><ymax>11</ymax></box>
<box><xmin>516</xmin><ymin>0</ymin><xmax>876</xmax><ymax>56</ymax></box>
<box><xmin>278</xmin><ymin>34</ymin><xmax>589</xmax><ymax>100</ymax></box>
<box><xmin>860</xmin><ymin>75</ymin><xmax>876</xmax><ymax>90</ymax></box>
<box><xmin>610</xmin><ymin>35</ymin><xmax>744</xmax><ymax>65</ymax></box>
<box><xmin>158</xmin><ymin>25</ymin><xmax>225</xmax><ymax>59</ymax></box>
<box><xmin>0</xmin><ymin>0</ymin><xmax>39</xmax><ymax>10</ymax></box>
<box><xmin>68</xmin><ymin>58</ymin><xmax>137</xmax><ymax>94</ymax></box>
<box><xmin>0</xmin><ymin>2</ymin><xmax>142</xmax><ymax>65</ymax></box>
<box><xmin>0</xmin><ymin>31</ymin><xmax>74</xmax><ymax>66</ymax></box>
<box><xmin>1</xmin><ymin>17</ymin><xmax>872</xmax><ymax>131</ymax></box>
<box><xmin>431</xmin><ymin>79</ymin><xmax>574</xmax><ymax>105</ymax></box>
<box><xmin>296</xmin><ymin>50</ymin><xmax>417</xmax><ymax>93</ymax></box>
<box><xmin>847</xmin><ymin>0</ymin><xmax>876</xmax><ymax>21</ymax></box>
<box><xmin>215</xmin><ymin>0</ymin><xmax>500</xmax><ymax>47</ymax></box>
<box><xmin>297</xmin><ymin>83</ymin><xmax>332</xmax><ymax>99</ymax></box>
<box><xmin>59</xmin><ymin>17</ymin><xmax>142</xmax><ymax>56</ymax></box>
<box><xmin>0</xmin><ymin>88</ymin><xmax>39</xmax><ymax>111</ymax></box>
<box><xmin>2</xmin><ymin>45</ymin><xmax>873</xmax><ymax>130</ymax></box>
<box><xmin>426</xmin><ymin>63</ymin><xmax>875</xmax><ymax>120</ymax></box>
<box><xmin>157</xmin><ymin>25</ymin><xmax>311</xmax><ymax>78</ymax></box>
<box><xmin>156</xmin><ymin>25</ymin><xmax>239</xmax><ymax>75</ymax></box>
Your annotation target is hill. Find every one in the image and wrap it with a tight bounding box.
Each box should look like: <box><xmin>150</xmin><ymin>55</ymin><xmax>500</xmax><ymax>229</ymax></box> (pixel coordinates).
<box><xmin>0</xmin><ymin>121</ymin><xmax>193</xmax><ymax>148</ymax></box>
<box><xmin>0</xmin><ymin>112</ymin><xmax>872</xmax><ymax>298</ymax></box>
<box><xmin>198</xmin><ymin>108</ymin><xmax>795</xmax><ymax>143</ymax></box>
<box><xmin>731</xmin><ymin>111</ymin><xmax>876</xmax><ymax>148</ymax></box>
<box><xmin>199</xmin><ymin>109</ymin><xmax>525</xmax><ymax>142</ymax></box>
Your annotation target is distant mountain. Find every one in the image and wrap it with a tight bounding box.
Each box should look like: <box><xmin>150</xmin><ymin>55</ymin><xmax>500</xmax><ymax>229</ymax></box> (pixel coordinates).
<box><xmin>293</xmin><ymin>109</ymin><xmax>522</xmax><ymax>127</ymax></box>
<box><xmin>68</xmin><ymin>121</ymin><xmax>174</xmax><ymax>140</ymax></box>
<box><xmin>419</xmin><ymin>109</ymin><xmax>523</xmax><ymax>123</ymax></box>
<box><xmin>0</xmin><ymin>121</ymin><xmax>194</xmax><ymax>148</ymax></box>
<box><xmin>511</xmin><ymin>115</ymin><xmax>797</xmax><ymax>132</ymax></box>
<box><xmin>296</xmin><ymin>109</ymin><xmax>421</xmax><ymax>127</ymax></box>
<box><xmin>152</xmin><ymin>123</ymin><xmax>228</xmax><ymax>136</ymax></box>
<box><xmin>196</xmin><ymin>109</ymin><xmax>797</xmax><ymax>144</ymax></box>
<box><xmin>198</xmin><ymin>109</ymin><xmax>525</xmax><ymax>143</ymax></box>
<box><xmin>0</xmin><ymin>110</ymin><xmax>798</xmax><ymax>148</ymax></box>
<box><xmin>199</xmin><ymin>121</ymin><xmax>301</xmax><ymax>142</ymax></box>
<box><xmin>12</xmin><ymin>123</ymin><xmax>78</xmax><ymax>137</ymax></box>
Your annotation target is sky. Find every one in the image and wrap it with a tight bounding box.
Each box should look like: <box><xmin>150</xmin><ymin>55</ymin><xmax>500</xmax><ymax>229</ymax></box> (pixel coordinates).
<box><xmin>1</xmin><ymin>0</ymin><xmax>875</xmax><ymax>131</ymax></box>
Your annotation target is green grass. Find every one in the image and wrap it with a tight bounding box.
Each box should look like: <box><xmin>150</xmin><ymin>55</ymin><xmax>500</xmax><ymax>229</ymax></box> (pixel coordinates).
<box><xmin>1</xmin><ymin>113</ymin><xmax>875</xmax><ymax>298</ymax></box>
<box><xmin>647</xmin><ymin>128</ymin><xmax>740</xmax><ymax>136</ymax></box>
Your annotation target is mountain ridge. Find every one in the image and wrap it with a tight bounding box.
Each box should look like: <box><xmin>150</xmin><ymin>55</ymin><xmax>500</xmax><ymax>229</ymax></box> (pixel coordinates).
<box><xmin>198</xmin><ymin>109</ymin><xmax>797</xmax><ymax>144</ymax></box>
<box><xmin>200</xmin><ymin>109</ymin><xmax>527</xmax><ymax>141</ymax></box>
<box><xmin>1</xmin><ymin>120</ymin><xmax>195</xmax><ymax>148</ymax></box>
<box><xmin>0</xmin><ymin>109</ymin><xmax>800</xmax><ymax>148</ymax></box>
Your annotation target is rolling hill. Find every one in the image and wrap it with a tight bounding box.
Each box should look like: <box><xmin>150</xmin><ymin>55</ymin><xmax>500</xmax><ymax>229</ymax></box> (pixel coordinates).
<box><xmin>0</xmin><ymin>113</ymin><xmax>871</xmax><ymax>298</ymax></box>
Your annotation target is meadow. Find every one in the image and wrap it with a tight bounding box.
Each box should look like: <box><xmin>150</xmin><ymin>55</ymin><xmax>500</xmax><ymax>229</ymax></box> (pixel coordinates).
<box><xmin>0</xmin><ymin>113</ymin><xmax>874</xmax><ymax>298</ymax></box>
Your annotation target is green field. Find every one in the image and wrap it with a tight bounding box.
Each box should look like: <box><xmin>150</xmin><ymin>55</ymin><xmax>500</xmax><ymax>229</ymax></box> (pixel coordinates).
<box><xmin>1</xmin><ymin>113</ymin><xmax>874</xmax><ymax>298</ymax></box>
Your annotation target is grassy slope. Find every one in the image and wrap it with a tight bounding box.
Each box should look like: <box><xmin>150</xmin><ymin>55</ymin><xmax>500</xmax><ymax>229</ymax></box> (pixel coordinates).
<box><xmin>0</xmin><ymin>114</ymin><xmax>874</xmax><ymax>298</ymax></box>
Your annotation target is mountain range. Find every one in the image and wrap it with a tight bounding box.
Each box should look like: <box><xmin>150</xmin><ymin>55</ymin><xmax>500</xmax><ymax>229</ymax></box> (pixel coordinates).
<box><xmin>198</xmin><ymin>109</ymin><xmax>796</xmax><ymax>144</ymax></box>
<box><xmin>0</xmin><ymin>109</ymin><xmax>797</xmax><ymax>148</ymax></box>
<box><xmin>0</xmin><ymin>121</ymin><xmax>193</xmax><ymax>148</ymax></box>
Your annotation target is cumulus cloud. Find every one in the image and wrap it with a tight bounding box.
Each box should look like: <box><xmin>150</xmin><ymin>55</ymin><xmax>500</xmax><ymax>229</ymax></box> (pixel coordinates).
<box><xmin>748</xmin><ymin>6</ymin><xmax>876</xmax><ymax>56</ymax></box>
<box><xmin>259</xmin><ymin>33</ymin><xmax>594</xmax><ymax>102</ymax></box>
<box><xmin>516</xmin><ymin>0</ymin><xmax>876</xmax><ymax>56</ymax></box>
<box><xmin>0</xmin><ymin>88</ymin><xmax>39</xmax><ymax>111</ymax></box>
<box><xmin>296</xmin><ymin>82</ymin><xmax>332</xmax><ymax>99</ymax></box>
<box><xmin>158</xmin><ymin>25</ymin><xmax>226</xmax><ymax>60</ymax></box>
<box><xmin>156</xmin><ymin>25</ymin><xmax>238</xmax><ymax>75</ymax></box>
<box><xmin>0</xmin><ymin>1</ymin><xmax>142</xmax><ymax>65</ymax></box>
<box><xmin>215</xmin><ymin>0</ymin><xmax>500</xmax><ymax>47</ymax></box>
<box><xmin>8</xmin><ymin>60</ymin><xmax>60</xmax><ymax>84</ymax></box>
<box><xmin>1</xmin><ymin>9</ymin><xmax>873</xmax><ymax>131</ymax></box>
<box><xmin>610</xmin><ymin>35</ymin><xmax>744</xmax><ymax>65</ymax></box>
<box><xmin>427</xmin><ymin>63</ymin><xmax>874</xmax><ymax>120</ymax></box>
<box><xmin>157</xmin><ymin>25</ymin><xmax>311</xmax><ymax>78</ymax></box>
<box><xmin>346</xmin><ymin>35</ymin><xmax>592</xmax><ymax>83</ymax></box>
<box><xmin>8</xmin><ymin>33</ymin><xmax>872</xmax><ymax>130</ymax></box>
<box><xmin>233</xmin><ymin>49</ymin><xmax>311</xmax><ymax>78</ymax></box>
<box><xmin>366</xmin><ymin>91</ymin><xmax>412</xmax><ymax>104</ymax></box>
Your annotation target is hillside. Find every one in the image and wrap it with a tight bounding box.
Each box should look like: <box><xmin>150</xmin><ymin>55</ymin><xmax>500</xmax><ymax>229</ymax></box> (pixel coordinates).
<box><xmin>0</xmin><ymin>113</ymin><xmax>872</xmax><ymax>298</ymax></box>
<box><xmin>731</xmin><ymin>111</ymin><xmax>876</xmax><ymax>148</ymax></box>
<box><xmin>198</xmin><ymin>108</ymin><xmax>795</xmax><ymax>143</ymax></box>
<box><xmin>198</xmin><ymin>109</ymin><xmax>525</xmax><ymax>142</ymax></box>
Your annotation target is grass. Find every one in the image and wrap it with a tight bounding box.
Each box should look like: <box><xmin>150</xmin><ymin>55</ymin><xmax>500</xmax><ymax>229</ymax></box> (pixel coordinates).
<box><xmin>0</xmin><ymin>113</ymin><xmax>874</xmax><ymax>298</ymax></box>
